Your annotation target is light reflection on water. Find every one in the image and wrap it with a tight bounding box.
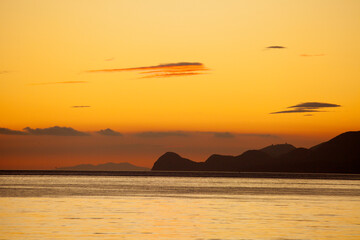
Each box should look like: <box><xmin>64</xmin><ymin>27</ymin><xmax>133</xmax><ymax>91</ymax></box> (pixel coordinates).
<box><xmin>0</xmin><ymin>175</ymin><xmax>360</xmax><ymax>239</ymax></box>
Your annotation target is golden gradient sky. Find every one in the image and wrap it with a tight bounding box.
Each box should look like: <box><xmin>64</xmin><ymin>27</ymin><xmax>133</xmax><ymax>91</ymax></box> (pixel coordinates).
<box><xmin>0</xmin><ymin>0</ymin><xmax>359</xmax><ymax>169</ymax></box>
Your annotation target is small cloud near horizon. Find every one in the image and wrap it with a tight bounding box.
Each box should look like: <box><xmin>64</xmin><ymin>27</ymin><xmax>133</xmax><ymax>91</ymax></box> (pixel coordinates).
<box><xmin>135</xmin><ymin>131</ymin><xmax>189</xmax><ymax>138</ymax></box>
<box><xmin>0</xmin><ymin>127</ymin><xmax>28</xmax><ymax>135</ymax></box>
<box><xmin>86</xmin><ymin>62</ymin><xmax>209</xmax><ymax>78</ymax></box>
<box><xmin>202</xmin><ymin>131</ymin><xmax>278</xmax><ymax>139</ymax></box>
<box><xmin>271</xmin><ymin>102</ymin><xmax>341</xmax><ymax>114</ymax></box>
<box><xmin>213</xmin><ymin>132</ymin><xmax>235</xmax><ymax>138</ymax></box>
<box><xmin>0</xmin><ymin>127</ymin><xmax>279</xmax><ymax>140</ymax></box>
<box><xmin>23</xmin><ymin>126</ymin><xmax>89</xmax><ymax>136</ymax></box>
<box><xmin>134</xmin><ymin>131</ymin><xmax>278</xmax><ymax>139</ymax></box>
<box><xmin>97</xmin><ymin>128</ymin><xmax>122</xmax><ymax>136</ymax></box>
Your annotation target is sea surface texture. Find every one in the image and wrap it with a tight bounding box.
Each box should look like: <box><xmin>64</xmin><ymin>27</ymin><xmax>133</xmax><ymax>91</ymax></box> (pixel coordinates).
<box><xmin>0</xmin><ymin>174</ymin><xmax>360</xmax><ymax>239</ymax></box>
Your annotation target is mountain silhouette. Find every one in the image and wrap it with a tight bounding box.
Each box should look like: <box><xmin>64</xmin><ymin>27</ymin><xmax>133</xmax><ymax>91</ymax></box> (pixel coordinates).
<box><xmin>151</xmin><ymin>131</ymin><xmax>360</xmax><ymax>173</ymax></box>
<box><xmin>56</xmin><ymin>162</ymin><xmax>149</xmax><ymax>171</ymax></box>
<box><xmin>152</xmin><ymin>152</ymin><xmax>203</xmax><ymax>171</ymax></box>
<box><xmin>260</xmin><ymin>143</ymin><xmax>296</xmax><ymax>157</ymax></box>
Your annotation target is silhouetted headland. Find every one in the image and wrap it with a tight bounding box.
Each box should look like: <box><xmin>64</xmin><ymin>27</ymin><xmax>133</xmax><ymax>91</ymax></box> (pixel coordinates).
<box><xmin>152</xmin><ymin>131</ymin><xmax>360</xmax><ymax>173</ymax></box>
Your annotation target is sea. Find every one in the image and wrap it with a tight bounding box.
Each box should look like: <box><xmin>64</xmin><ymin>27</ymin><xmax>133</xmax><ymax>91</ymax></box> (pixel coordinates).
<box><xmin>0</xmin><ymin>171</ymin><xmax>360</xmax><ymax>240</ymax></box>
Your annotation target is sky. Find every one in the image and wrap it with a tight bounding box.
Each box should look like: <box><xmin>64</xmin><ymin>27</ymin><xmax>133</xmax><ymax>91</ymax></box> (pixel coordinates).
<box><xmin>1</xmin><ymin>0</ymin><xmax>359</xmax><ymax>169</ymax></box>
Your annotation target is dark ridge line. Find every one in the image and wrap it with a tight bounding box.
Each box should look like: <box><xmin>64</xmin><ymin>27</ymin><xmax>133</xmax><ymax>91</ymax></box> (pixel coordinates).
<box><xmin>0</xmin><ymin>170</ymin><xmax>359</xmax><ymax>180</ymax></box>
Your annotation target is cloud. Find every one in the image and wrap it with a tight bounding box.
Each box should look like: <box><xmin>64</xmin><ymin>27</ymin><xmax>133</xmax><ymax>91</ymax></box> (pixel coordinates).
<box><xmin>288</xmin><ymin>102</ymin><xmax>341</xmax><ymax>109</ymax></box>
<box><xmin>96</xmin><ymin>128</ymin><xmax>122</xmax><ymax>136</ymax></box>
<box><xmin>0</xmin><ymin>71</ymin><xmax>10</xmax><ymax>74</ymax></box>
<box><xmin>271</xmin><ymin>109</ymin><xmax>320</xmax><ymax>114</ymax></box>
<box><xmin>0</xmin><ymin>127</ymin><xmax>28</xmax><ymax>135</ymax></box>
<box><xmin>140</xmin><ymin>72</ymin><xmax>204</xmax><ymax>78</ymax></box>
<box><xmin>201</xmin><ymin>131</ymin><xmax>277</xmax><ymax>138</ymax></box>
<box><xmin>86</xmin><ymin>62</ymin><xmax>209</xmax><ymax>78</ymax></box>
<box><xmin>266</xmin><ymin>46</ymin><xmax>286</xmax><ymax>49</ymax></box>
<box><xmin>135</xmin><ymin>131</ymin><xmax>277</xmax><ymax>139</ymax></box>
<box><xmin>135</xmin><ymin>131</ymin><xmax>189</xmax><ymax>138</ymax></box>
<box><xmin>212</xmin><ymin>132</ymin><xmax>235</xmax><ymax>138</ymax></box>
<box><xmin>23</xmin><ymin>126</ymin><xmax>89</xmax><ymax>136</ymax></box>
<box><xmin>271</xmin><ymin>102</ymin><xmax>341</xmax><ymax>114</ymax></box>
<box><xmin>300</xmin><ymin>54</ymin><xmax>325</xmax><ymax>57</ymax></box>
<box><xmin>31</xmin><ymin>81</ymin><xmax>88</xmax><ymax>85</ymax></box>
<box><xmin>105</xmin><ymin>57</ymin><xmax>115</xmax><ymax>61</ymax></box>
<box><xmin>72</xmin><ymin>106</ymin><xmax>91</xmax><ymax>108</ymax></box>
<box><xmin>0</xmin><ymin>126</ymin><xmax>279</xmax><ymax>140</ymax></box>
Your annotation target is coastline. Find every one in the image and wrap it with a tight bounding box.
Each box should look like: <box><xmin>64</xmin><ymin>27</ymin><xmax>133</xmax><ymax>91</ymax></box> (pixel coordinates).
<box><xmin>1</xmin><ymin>170</ymin><xmax>359</xmax><ymax>180</ymax></box>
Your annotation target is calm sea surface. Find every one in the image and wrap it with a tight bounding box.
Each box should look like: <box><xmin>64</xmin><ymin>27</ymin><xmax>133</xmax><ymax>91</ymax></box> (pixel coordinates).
<box><xmin>0</xmin><ymin>174</ymin><xmax>360</xmax><ymax>240</ymax></box>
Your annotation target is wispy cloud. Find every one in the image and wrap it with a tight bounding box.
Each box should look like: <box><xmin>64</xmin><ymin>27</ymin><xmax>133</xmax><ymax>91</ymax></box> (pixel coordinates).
<box><xmin>201</xmin><ymin>131</ymin><xmax>278</xmax><ymax>138</ymax></box>
<box><xmin>96</xmin><ymin>128</ymin><xmax>122</xmax><ymax>136</ymax></box>
<box><xmin>1</xmin><ymin>126</ymin><xmax>279</xmax><ymax>141</ymax></box>
<box><xmin>135</xmin><ymin>131</ymin><xmax>189</xmax><ymax>138</ymax></box>
<box><xmin>271</xmin><ymin>109</ymin><xmax>320</xmax><ymax>114</ymax></box>
<box><xmin>140</xmin><ymin>72</ymin><xmax>203</xmax><ymax>78</ymax></box>
<box><xmin>134</xmin><ymin>131</ymin><xmax>278</xmax><ymax>139</ymax></box>
<box><xmin>105</xmin><ymin>57</ymin><xmax>115</xmax><ymax>61</ymax></box>
<box><xmin>289</xmin><ymin>102</ymin><xmax>340</xmax><ymax>109</ymax></box>
<box><xmin>86</xmin><ymin>62</ymin><xmax>209</xmax><ymax>78</ymax></box>
<box><xmin>71</xmin><ymin>106</ymin><xmax>91</xmax><ymax>108</ymax></box>
<box><xmin>0</xmin><ymin>71</ymin><xmax>11</xmax><ymax>75</ymax></box>
<box><xmin>23</xmin><ymin>126</ymin><xmax>89</xmax><ymax>136</ymax></box>
<box><xmin>212</xmin><ymin>132</ymin><xmax>235</xmax><ymax>138</ymax></box>
<box><xmin>30</xmin><ymin>81</ymin><xmax>88</xmax><ymax>85</ymax></box>
<box><xmin>266</xmin><ymin>46</ymin><xmax>286</xmax><ymax>49</ymax></box>
<box><xmin>300</xmin><ymin>54</ymin><xmax>325</xmax><ymax>57</ymax></box>
<box><xmin>0</xmin><ymin>127</ymin><xmax>28</xmax><ymax>135</ymax></box>
<box><xmin>271</xmin><ymin>102</ymin><xmax>341</xmax><ymax>114</ymax></box>
<box><xmin>1</xmin><ymin>126</ymin><xmax>90</xmax><ymax>136</ymax></box>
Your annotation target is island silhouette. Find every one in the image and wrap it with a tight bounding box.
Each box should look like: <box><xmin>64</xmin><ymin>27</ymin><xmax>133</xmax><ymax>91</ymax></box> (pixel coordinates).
<box><xmin>152</xmin><ymin>131</ymin><xmax>360</xmax><ymax>173</ymax></box>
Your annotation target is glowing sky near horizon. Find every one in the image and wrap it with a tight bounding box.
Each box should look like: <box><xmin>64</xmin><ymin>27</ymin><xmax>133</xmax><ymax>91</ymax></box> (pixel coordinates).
<box><xmin>0</xmin><ymin>0</ymin><xmax>359</xmax><ymax>169</ymax></box>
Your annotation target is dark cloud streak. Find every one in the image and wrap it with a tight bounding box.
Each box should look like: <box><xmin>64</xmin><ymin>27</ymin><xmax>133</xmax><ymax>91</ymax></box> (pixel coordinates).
<box><xmin>288</xmin><ymin>102</ymin><xmax>340</xmax><ymax>109</ymax></box>
<box><xmin>0</xmin><ymin>127</ymin><xmax>28</xmax><ymax>135</ymax></box>
<box><xmin>266</xmin><ymin>46</ymin><xmax>286</xmax><ymax>49</ymax></box>
<box><xmin>23</xmin><ymin>126</ymin><xmax>89</xmax><ymax>136</ymax></box>
<box><xmin>86</xmin><ymin>62</ymin><xmax>209</xmax><ymax>78</ymax></box>
<box><xmin>271</xmin><ymin>102</ymin><xmax>341</xmax><ymax>114</ymax></box>
<box><xmin>213</xmin><ymin>132</ymin><xmax>235</xmax><ymax>138</ymax></box>
<box><xmin>135</xmin><ymin>131</ymin><xmax>189</xmax><ymax>138</ymax></box>
<box><xmin>96</xmin><ymin>128</ymin><xmax>122</xmax><ymax>136</ymax></box>
<box><xmin>271</xmin><ymin>109</ymin><xmax>320</xmax><ymax>114</ymax></box>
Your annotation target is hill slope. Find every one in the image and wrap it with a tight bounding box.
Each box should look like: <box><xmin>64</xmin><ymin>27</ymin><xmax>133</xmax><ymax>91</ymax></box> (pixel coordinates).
<box><xmin>151</xmin><ymin>131</ymin><xmax>360</xmax><ymax>173</ymax></box>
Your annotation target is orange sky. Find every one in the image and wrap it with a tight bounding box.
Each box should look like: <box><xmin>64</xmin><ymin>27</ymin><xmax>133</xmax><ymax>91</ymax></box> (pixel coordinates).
<box><xmin>0</xmin><ymin>0</ymin><xmax>359</xmax><ymax>169</ymax></box>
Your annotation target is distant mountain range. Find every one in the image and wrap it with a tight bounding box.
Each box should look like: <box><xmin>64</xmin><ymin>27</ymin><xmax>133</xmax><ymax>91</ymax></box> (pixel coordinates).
<box><xmin>56</xmin><ymin>162</ymin><xmax>149</xmax><ymax>171</ymax></box>
<box><xmin>152</xmin><ymin>131</ymin><xmax>360</xmax><ymax>173</ymax></box>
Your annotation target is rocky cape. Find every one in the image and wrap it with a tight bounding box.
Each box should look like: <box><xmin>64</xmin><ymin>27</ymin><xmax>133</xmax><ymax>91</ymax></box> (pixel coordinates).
<box><xmin>152</xmin><ymin>131</ymin><xmax>360</xmax><ymax>173</ymax></box>
<box><xmin>56</xmin><ymin>162</ymin><xmax>149</xmax><ymax>171</ymax></box>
